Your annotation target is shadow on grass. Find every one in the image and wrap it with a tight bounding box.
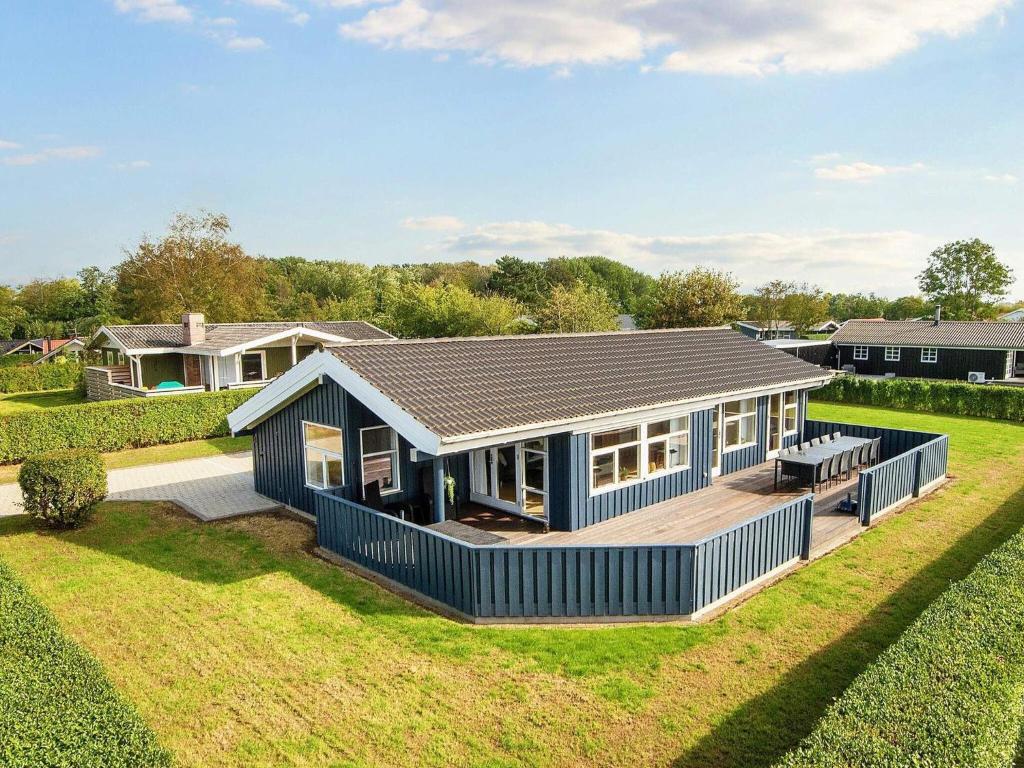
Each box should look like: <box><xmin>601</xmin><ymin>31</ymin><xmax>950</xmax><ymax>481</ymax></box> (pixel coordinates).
<box><xmin>672</xmin><ymin>482</ymin><xmax>1024</xmax><ymax>768</ymax></box>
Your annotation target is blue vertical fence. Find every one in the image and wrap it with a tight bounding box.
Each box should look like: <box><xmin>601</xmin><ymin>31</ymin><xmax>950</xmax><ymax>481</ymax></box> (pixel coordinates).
<box><xmin>315</xmin><ymin>491</ymin><xmax>814</xmax><ymax>619</ymax></box>
<box><xmin>856</xmin><ymin>435</ymin><xmax>948</xmax><ymax>525</ymax></box>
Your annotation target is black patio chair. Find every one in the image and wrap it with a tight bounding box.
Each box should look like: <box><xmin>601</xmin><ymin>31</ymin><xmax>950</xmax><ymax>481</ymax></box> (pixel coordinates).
<box><xmin>855</xmin><ymin>442</ymin><xmax>871</xmax><ymax>470</ymax></box>
<box><xmin>840</xmin><ymin>449</ymin><xmax>855</xmax><ymax>481</ymax></box>
<box><xmin>363</xmin><ymin>480</ymin><xmax>414</xmax><ymax>522</ymax></box>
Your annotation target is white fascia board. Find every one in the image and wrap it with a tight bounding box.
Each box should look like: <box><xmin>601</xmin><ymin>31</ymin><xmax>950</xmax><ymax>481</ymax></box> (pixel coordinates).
<box><xmin>90</xmin><ymin>326</ymin><xmax>127</xmax><ymax>351</ymax></box>
<box><xmin>217</xmin><ymin>328</ymin><xmax>347</xmax><ymax>357</ymax></box>
<box><xmin>431</xmin><ymin>374</ymin><xmax>835</xmax><ymax>454</ymax></box>
<box><xmin>227</xmin><ymin>350</ymin><xmax>442</xmax><ymax>455</ymax></box>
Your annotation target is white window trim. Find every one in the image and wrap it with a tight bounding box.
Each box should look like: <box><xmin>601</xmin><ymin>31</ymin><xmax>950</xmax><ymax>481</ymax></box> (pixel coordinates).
<box><xmin>589</xmin><ymin>416</ymin><xmax>691</xmax><ymax>496</ymax></box>
<box><xmin>885</xmin><ymin>346</ymin><xmax>901</xmax><ymax>362</ymax></box>
<box><xmin>722</xmin><ymin>399</ymin><xmax>758</xmax><ymax>455</ymax></box>
<box><xmin>783</xmin><ymin>391</ymin><xmax>799</xmax><ymax>437</ymax></box>
<box><xmin>239</xmin><ymin>350</ymin><xmax>268</xmax><ymax>382</ymax></box>
<box><xmin>302</xmin><ymin>420</ymin><xmax>345</xmax><ymax>490</ymax></box>
<box><xmin>359</xmin><ymin>425</ymin><xmax>401</xmax><ymax>497</ymax></box>
<box><xmin>852</xmin><ymin>346</ymin><xmax>869</xmax><ymax>361</ymax></box>
<box><xmin>921</xmin><ymin>347</ymin><xmax>937</xmax><ymax>363</ymax></box>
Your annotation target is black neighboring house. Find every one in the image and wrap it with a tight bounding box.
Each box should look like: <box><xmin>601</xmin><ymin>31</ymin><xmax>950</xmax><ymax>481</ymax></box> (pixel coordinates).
<box><xmin>831</xmin><ymin>313</ymin><xmax>1024</xmax><ymax>383</ymax></box>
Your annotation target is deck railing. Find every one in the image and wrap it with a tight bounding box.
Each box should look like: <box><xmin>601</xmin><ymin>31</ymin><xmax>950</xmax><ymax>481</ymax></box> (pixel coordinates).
<box><xmin>805</xmin><ymin>420</ymin><xmax>948</xmax><ymax>526</ymax></box>
<box><xmin>315</xmin><ymin>490</ymin><xmax>815</xmax><ymax>620</ymax></box>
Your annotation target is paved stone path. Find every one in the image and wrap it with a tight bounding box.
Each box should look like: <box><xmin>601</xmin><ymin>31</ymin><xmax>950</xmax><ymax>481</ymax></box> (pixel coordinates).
<box><xmin>0</xmin><ymin>452</ymin><xmax>278</xmax><ymax>521</ymax></box>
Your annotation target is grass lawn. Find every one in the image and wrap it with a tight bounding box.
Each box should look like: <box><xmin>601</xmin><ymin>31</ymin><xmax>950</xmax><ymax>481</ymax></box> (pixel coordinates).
<box><xmin>0</xmin><ymin>404</ymin><xmax>1022</xmax><ymax>767</ymax></box>
<box><xmin>0</xmin><ymin>435</ymin><xmax>252</xmax><ymax>485</ymax></box>
<box><xmin>0</xmin><ymin>388</ymin><xmax>85</xmax><ymax>413</ymax></box>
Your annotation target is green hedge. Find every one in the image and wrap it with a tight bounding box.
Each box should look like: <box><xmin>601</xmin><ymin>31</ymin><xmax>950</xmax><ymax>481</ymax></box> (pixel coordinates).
<box><xmin>812</xmin><ymin>375</ymin><xmax>1024</xmax><ymax>422</ymax></box>
<box><xmin>0</xmin><ymin>559</ymin><xmax>171</xmax><ymax>767</ymax></box>
<box><xmin>0</xmin><ymin>389</ymin><xmax>256</xmax><ymax>464</ymax></box>
<box><xmin>776</xmin><ymin>528</ymin><xmax>1024</xmax><ymax>768</ymax></box>
<box><xmin>19</xmin><ymin>450</ymin><xmax>108</xmax><ymax>528</ymax></box>
<box><xmin>0</xmin><ymin>361</ymin><xmax>84</xmax><ymax>393</ymax></box>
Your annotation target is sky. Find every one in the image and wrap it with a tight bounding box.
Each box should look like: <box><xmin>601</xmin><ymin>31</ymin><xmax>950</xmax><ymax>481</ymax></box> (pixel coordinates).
<box><xmin>1</xmin><ymin>1</ymin><xmax>1022</xmax><ymax>296</ymax></box>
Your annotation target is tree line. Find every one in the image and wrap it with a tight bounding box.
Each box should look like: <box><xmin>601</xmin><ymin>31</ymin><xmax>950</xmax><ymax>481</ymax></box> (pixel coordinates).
<box><xmin>0</xmin><ymin>211</ymin><xmax>1016</xmax><ymax>341</ymax></box>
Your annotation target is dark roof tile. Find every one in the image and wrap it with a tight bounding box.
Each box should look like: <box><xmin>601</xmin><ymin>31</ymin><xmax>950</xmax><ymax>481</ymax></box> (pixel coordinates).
<box><xmin>831</xmin><ymin>320</ymin><xmax>1024</xmax><ymax>349</ymax></box>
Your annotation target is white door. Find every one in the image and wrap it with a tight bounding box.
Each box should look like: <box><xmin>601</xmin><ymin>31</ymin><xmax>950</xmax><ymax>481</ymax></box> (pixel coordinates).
<box><xmin>470</xmin><ymin>440</ymin><xmax>548</xmax><ymax>521</ymax></box>
<box><xmin>711</xmin><ymin>406</ymin><xmax>722</xmax><ymax>477</ymax></box>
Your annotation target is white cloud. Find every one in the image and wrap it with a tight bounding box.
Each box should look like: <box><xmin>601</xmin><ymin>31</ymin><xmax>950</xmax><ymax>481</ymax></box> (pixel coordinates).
<box><xmin>433</xmin><ymin>219</ymin><xmax>931</xmax><ymax>293</ymax></box>
<box><xmin>114</xmin><ymin>159</ymin><xmax>152</xmax><ymax>170</ymax></box>
<box><xmin>2</xmin><ymin>145</ymin><xmax>102</xmax><ymax>167</ymax></box>
<box><xmin>113</xmin><ymin>0</ymin><xmax>193</xmax><ymax>23</ymax></box>
<box><xmin>339</xmin><ymin>0</ymin><xmax>1009</xmax><ymax>75</ymax></box>
<box><xmin>224</xmin><ymin>34</ymin><xmax>268</xmax><ymax>50</ymax></box>
<box><xmin>291</xmin><ymin>11</ymin><xmax>311</xmax><ymax>25</ymax></box>
<box><xmin>0</xmin><ymin>139</ymin><xmax>21</xmax><ymax>150</ymax></box>
<box><xmin>402</xmin><ymin>215</ymin><xmax>465</xmax><ymax>231</ymax></box>
<box><xmin>984</xmin><ymin>172</ymin><xmax>1018</xmax><ymax>184</ymax></box>
<box><xmin>814</xmin><ymin>160</ymin><xmax>925</xmax><ymax>181</ymax></box>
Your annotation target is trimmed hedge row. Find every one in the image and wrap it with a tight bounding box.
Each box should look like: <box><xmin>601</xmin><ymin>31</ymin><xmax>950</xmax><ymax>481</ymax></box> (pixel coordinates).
<box><xmin>776</xmin><ymin>528</ymin><xmax>1024</xmax><ymax>768</ymax></box>
<box><xmin>0</xmin><ymin>361</ymin><xmax>84</xmax><ymax>393</ymax></box>
<box><xmin>0</xmin><ymin>559</ymin><xmax>171</xmax><ymax>767</ymax></box>
<box><xmin>812</xmin><ymin>375</ymin><xmax>1024</xmax><ymax>422</ymax></box>
<box><xmin>0</xmin><ymin>389</ymin><xmax>256</xmax><ymax>464</ymax></box>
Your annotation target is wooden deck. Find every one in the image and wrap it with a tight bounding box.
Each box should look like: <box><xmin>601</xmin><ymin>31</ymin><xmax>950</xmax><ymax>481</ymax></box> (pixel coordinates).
<box><xmin>456</xmin><ymin>462</ymin><xmax>863</xmax><ymax>550</ymax></box>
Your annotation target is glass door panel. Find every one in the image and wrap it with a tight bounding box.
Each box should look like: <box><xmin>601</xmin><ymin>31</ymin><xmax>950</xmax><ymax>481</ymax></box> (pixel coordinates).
<box><xmin>496</xmin><ymin>445</ymin><xmax>517</xmax><ymax>503</ymax></box>
<box><xmin>768</xmin><ymin>393</ymin><xmax>782</xmax><ymax>454</ymax></box>
<box><xmin>711</xmin><ymin>406</ymin><xmax>721</xmax><ymax>476</ymax></box>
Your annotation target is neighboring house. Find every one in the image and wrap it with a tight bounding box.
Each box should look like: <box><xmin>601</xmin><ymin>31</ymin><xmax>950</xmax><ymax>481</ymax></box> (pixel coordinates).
<box><xmin>33</xmin><ymin>337</ymin><xmax>86</xmax><ymax>364</ymax></box>
<box><xmin>227</xmin><ymin>327</ymin><xmax>948</xmax><ymax>621</ymax></box>
<box><xmin>85</xmin><ymin>313</ymin><xmax>393</xmax><ymax>400</ymax></box>
<box><xmin>0</xmin><ymin>338</ymin><xmax>47</xmax><ymax>356</ymax></box>
<box><xmin>616</xmin><ymin>314</ymin><xmax>637</xmax><ymax>331</ymax></box>
<box><xmin>999</xmin><ymin>308</ymin><xmax>1024</xmax><ymax>323</ymax></box>
<box><xmin>808</xmin><ymin>320</ymin><xmax>840</xmax><ymax>335</ymax></box>
<box><xmin>831</xmin><ymin>311</ymin><xmax>1024</xmax><ymax>382</ymax></box>
<box><xmin>762</xmin><ymin>338</ymin><xmax>835</xmax><ymax>368</ymax></box>
<box><xmin>734</xmin><ymin>321</ymin><xmax>797</xmax><ymax>340</ymax></box>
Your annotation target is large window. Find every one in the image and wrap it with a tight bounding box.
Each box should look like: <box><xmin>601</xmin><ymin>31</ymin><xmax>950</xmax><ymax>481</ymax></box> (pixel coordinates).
<box><xmin>852</xmin><ymin>346</ymin><xmax>869</xmax><ymax>361</ymax></box>
<box><xmin>884</xmin><ymin>346</ymin><xmax>901</xmax><ymax>362</ymax></box>
<box><xmin>303</xmin><ymin>421</ymin><xmax>344</xmax><ymax>490</ymax></box>
<box><xmin>360</xmin><ymin>425</ymin><xmax>400</xmax><ymax>496</ymax></box>
<box><xmin>921</xmin><ymin>347</ymin><xmax>937</xmax><ymax>363</ymax></box>
<box><xmin>591</xmin><ymin>416</ymin><xmax>691</xmax><ymax>493</ymax></box>
<box><xmin>240</xmin><ymin>351</ymin><xmax>266</xmax><ymax>382</ymax></box>
<box><xmin>646</xmin><ymin>416</ymin><xmax>690</xmax><ymax>475</ymax></box>
<box><xmin>591</xmin><ymin>426</ymin><xmax>640</xmax><ymax>490</ymax></box>
<box><xmin>723</xmin><ymin>398</ymin><xmax>757</xmax><ymax>451</ymax></box>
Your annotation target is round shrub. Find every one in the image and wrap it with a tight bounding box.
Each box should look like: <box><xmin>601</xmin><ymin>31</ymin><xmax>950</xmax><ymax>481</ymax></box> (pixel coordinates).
<box><xmin>18</xmin><ymin>449</ymin><xmax>107</xmax><ymax>528</ymax></box>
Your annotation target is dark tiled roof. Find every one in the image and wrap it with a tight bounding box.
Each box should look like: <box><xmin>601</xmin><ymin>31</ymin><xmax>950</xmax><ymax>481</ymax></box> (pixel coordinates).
<box><xmin>831</xmin><ymin>320</ymin><xmax>1024</xmax><ymax>349</ymax></box>
<box><xmin>329</xmin><ymin>328</ymin><xmax>831</xmax><ymax>438</ymax></box>
<box><xmin>737</xmin><ymin>320</ymin><xmax>795</xmax><ymax>331</ymax></box>
<box><xmin>102</xmin><ymin>321</ymin><xmax>393</xmax><ymax>351</ymax></box>
<box><xmin>0</xmin><ymin>339</ymin><xmax>43</xmax><ymax>355</ymax></box>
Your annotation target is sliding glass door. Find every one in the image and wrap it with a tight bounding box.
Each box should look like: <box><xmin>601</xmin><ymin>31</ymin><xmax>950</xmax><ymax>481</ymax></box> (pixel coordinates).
<box><xmin>470</xmin><ymin>440</ymin><xmax>548</xmax><ymax>521</ymax></box>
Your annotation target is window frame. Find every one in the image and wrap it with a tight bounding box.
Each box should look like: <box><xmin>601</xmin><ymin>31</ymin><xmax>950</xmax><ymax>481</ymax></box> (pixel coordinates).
<box><xmin>852</xmin><ymin>345</ymin><xmax>869</xmax><ymax>361</ymax></box>
<box><xmin>920</xmin><ymin>347</ymin><xmax>938</xmax><ymax>363</ymax></box>
<box><xmin>722</xmin><ymin>397</ymin><xmax>758</xmax><ymax>454</ymax></box>
<box><xmin>589</xmin><ymin>416</ymin><xmax>691</xmax><ymax>496</ymax></box>
<box><xmin>239</xmin><ymin>350</ymin><xmax>268</xmax><ymax>383</ymax></box>
<box><xmin>782</xmin><ymin>390</ymin><xmax>799</xmax><ymax>436</ymax></box>
<box><xmin>359</xmin><ymin>425</ymin><xmax>401</xmax><ymax>497</ymax></box>
<box><xmin>302</xmin><ymin>420</ymin><xmax>345</xmax><ymax>490</ymax></box>
<box><xmin>884</xmin><ymin>346</ymin><xmax>901</xmax><ymax>362</ymax></box>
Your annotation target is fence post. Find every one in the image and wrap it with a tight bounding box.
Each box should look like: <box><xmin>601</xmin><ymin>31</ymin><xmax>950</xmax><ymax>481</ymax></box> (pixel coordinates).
<box><xmin>858</xmin><ymin>472</ymin><xmax>872</xmax><ymax>527</ymax></box>
<box><xmin>800</xmin><ymin>497</ymin><xmax>814</xmax><ymax>560</ymax></box>
<box><xmin>912</xmin><ymin>448</ymin><xmax>923</xmax><ymax>498</ymax></box>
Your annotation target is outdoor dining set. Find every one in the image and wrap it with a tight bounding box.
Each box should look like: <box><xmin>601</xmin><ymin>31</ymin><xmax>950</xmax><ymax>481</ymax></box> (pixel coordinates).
<box><xmin>773</xmin><ymin>433</ymin><xmax>881</xmax><ymax>493</ymax></box>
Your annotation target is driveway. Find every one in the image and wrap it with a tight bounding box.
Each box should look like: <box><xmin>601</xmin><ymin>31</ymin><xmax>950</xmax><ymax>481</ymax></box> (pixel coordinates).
<box><xmin>0</xmin><ymin>452</ymin><xmax>278</xmax><ymax>522</ymax></box>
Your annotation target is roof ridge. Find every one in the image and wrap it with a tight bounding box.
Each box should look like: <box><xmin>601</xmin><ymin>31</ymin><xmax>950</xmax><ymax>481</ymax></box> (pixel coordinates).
<box><xmin>333</xmin><ymin>326</ymin><xmax>736</xmax><ymax>348</ymax></box>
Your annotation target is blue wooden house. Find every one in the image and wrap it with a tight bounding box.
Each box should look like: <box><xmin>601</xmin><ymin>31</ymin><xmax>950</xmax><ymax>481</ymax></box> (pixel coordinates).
<box><xmin>228</xmin><ymin>328</ymin><xmax>948</xmax><ymax>622</ymax></box>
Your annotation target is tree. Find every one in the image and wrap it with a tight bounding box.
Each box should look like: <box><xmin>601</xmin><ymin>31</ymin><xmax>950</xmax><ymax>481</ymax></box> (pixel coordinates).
<box><xmin>115</xmin><ymin>211</ymin><xmax>270</xmax><ymax>323</ymax></box>
<box><xmin>635</xmin><ymin>268</ymin><xmax>743</xmax><ymax>329</ymax></box>
<box><xmin>827</xmin><ymin>292</ymin><xmax>889</xmax><ymax>321</ymax></box>
<box><xmin>382</xmin><ymin>283</ymin><xmax>528</xmax><ymax>338</ymax></box>
<box><xmin>543</xmin><ymin>256</ymin><xmax>656</xmax><ymax>314</ymax></box>
<box><xmin>748</xmin><ymin>280</ymin><xmax>790</xmax><ymax>333</ymax></box>
<box><xmin>917</xmin><ymin>239</ymin><xmax>1014</xmax><ymax>320</ymax></box>
<box><xmin>535</xmin><ymin>282</ymin><xmax>619</xmax><ymax>333</ymax></box>
<box><xmin>486</xmin><ymin>256</ymin><xmax>549</xmax><ymax>308</ymax></box>
<box><xmin>0</xmin><ymin>286</ymin><xmax>27</xmax><ymax>340</ymax></box>
<box><xmin>780</xmin><ymin>283</ymin><xmax>829</xmax><ymax>336</ymax></box>
<box><xmin>884</xmin><ymin>295</ymin><xmax>933</xmax><ymax>321</ymax></box>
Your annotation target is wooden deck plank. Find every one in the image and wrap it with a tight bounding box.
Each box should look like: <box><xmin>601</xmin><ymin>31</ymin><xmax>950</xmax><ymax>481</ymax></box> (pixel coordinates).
<box><xmin>456</xmin><ymin>462</ymin><xmax>863</xmax><ymax>547</ymax></box>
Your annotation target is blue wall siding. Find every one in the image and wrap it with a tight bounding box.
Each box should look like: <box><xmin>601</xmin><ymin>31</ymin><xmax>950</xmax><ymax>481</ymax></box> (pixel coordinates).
<box><xmin>556</xmin><ymin>408</ymin><xmax>715</xmax><ymax>532</ymax></box>
<box><xmin>253</xmin><ymin>379</ymin><xmax>445</xmax><ymax>514</ymax></box>
<box><xmin>720</xmin><ymin>395</ymin><xmax>769</xmax><ymax>475</ymax></box>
